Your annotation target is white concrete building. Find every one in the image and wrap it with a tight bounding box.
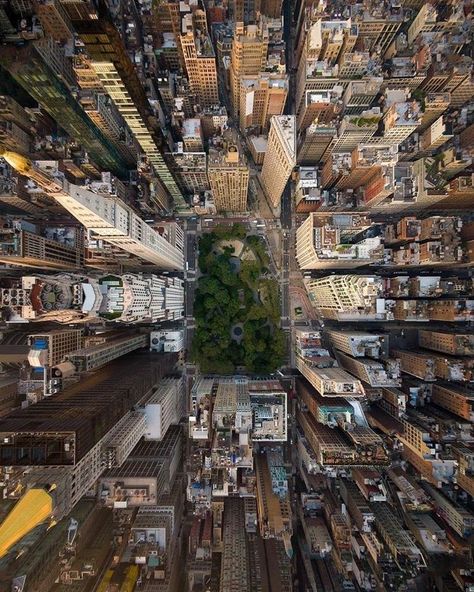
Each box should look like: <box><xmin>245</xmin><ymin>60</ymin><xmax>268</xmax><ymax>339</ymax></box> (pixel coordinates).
<box><xmin>102</xmin><ymin>411</ymin><xmax>148</xmax><ymax>468</ymax></box>
<box><xmin>144</xmin><ymin>378</ymin><xmax>185</xmax><ymax>440</ymax></box>
<box><xmin>99</xmin><ymin>274</ymin><xmax>184</xmax><ymax>323</ymax></box>
<box><xmin>150</xmin><ymin>330</ymin><xmax>184</xmax><ymax>353</ymax></box>
<box><xmin>33</xmin><ymin>163</ymin><xmax>184</xmax><ymax>270</ymax></box>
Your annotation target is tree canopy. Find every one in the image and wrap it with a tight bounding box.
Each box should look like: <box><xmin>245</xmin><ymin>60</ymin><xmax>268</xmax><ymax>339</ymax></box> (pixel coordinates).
<box><xmin>192</xmin><ymin>228</ymin><xmax>285</xmax><ymax>374</ymax></box>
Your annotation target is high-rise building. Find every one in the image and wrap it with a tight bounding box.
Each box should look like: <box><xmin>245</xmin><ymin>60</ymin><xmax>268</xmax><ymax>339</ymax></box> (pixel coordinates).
<box><xmin>180</xmin><ymin>28</ymin><xmax>219</xmax><ymax>108</ymax></box>
<box><xmin>208</xmin><ymin>137</ymin><xmax>249</xmax><ymax>212</ymax></box>
<box><xmin>297</xmin><ymin>407</ymin><xmax>388</xmax><ymax>466</ymax></box>
<box><xmin>0</xmin><ymin>354</ymin><xmax>177</xmax><ymax>526</ymax></box>
<box><xmin>0</xmin><ymin>273</ymin><xmax>184</xmax><ymax>324</ymax></box>
<box><xmin>0</xmin><ymin>219</ymin><xmax>84</xmax><ymax>270</ymax></box>
<box><xmin>418</xmin><ymin>93</ymin><xmax>451</xmax><ymax>131</ymax></box>
<box><xmin>418</xmin><ymin>330</ymin><xmax>474</xmax><ymax>356</ymax></box>
<box><xmin>295</xmin><ymin>18</ymin><xmax>357</xmax><ymax>117</ymax></box>
<box><xmin>28</xmin><ymin>329</ymin><xmax>83</xmax><ymax>367</ymax></box>
<box><xmin>220</xmin><ymin>498</ymin><xmax>249</xmax><ymax>591</ymax></box>
<box><xmin>305</xmin><ymin>275</ymin><xmax>385</xmax><ymax>320</ymax></box>
<box><xmin>430</xmin><ymin>384</ymin><xmax>474</xmax><ymax>422</ymax></box>
<box><xmin>382</xmin><ymin>95</ymin><xmax>421</xmax><ymax>144</ymax></box>
<box><xmin>0</xmin><ymin>45</ymin><xmax>132</xmax><ymax>177</ymax></box>
<box><xmin>327</xmin><ymin>109</ymin><xmax>382</xmax><ymax>155</ymax></box>
<box><xmin>260</xmin><ymin>115</ymin><xmax>296</xmax><ymax>208</ymax></box>
<box><xmin>422</xmin><ymin>483</ymin><xmax>474</xmax><ymax>539</ymax></box>
<box><xmin>296</xmin><ymin>356</ymin><xmax>365</xmax><ymax>397</ymax></box>
<box><xmin>99</xmin><ymin>425</ymin><xmax>183</xmax><ymax>509</ymax></box>
<box><xmin>326</xmin><ymin>330</ymin><xmax>389</xmax><ymax>359</ymax></box>
<box><xmin>35</xmin><ymin>0</ymin><xmax>73</xmax><ymax>42</ymax></box>
<box><xmin>394</xmin><ymin>349</ymin><xmax>471</xmax><ymax>382</ymax></box>
<box><xmin>342</xmin><ymin>78</ymin><xmax>383</xmax><ymax>115</ymax></box>
<box><xmin>0</xmin><ymin>152</ymin><xmax>184</xmax><ymax>270</ymax></box>
<box><xmin>0</xmin><ymin>95</ymin><xmax>35</xmax><ymax>136</ymax></box>
<box><xmin>230</xmin><ymin>21</ymin><xmax>269</xmax><ymax>119</ymax></box>
<box><xmin>352</xmin><ymin>13</ymin><xmax>401</xmax><ymax>55</ymax></box>
<box><xmin>417</xmin><ymin>115</ymin><xmax>453</xmax><ymax>156</ymax></box>
<box><xmin>239</xmin><ymin>73</ymin><xmax>288</xmax><ymax>133</ymax></box>
<box><xmin>297</xmin><ymin>123</ymin><xmax>337</xmax><ymax>165</ymax></box>
<box><xmin>73</xmin><ymin>12</ymin><xmax>186</xmax><ymax>210</ymax></box>
<box><xmin>79</xmin><ymin>92</ymin><xmax>138</xmax><ymax>164</ymax></box>
<box><xmin>144</xmin><ymin>377</ymin><xmax>185</xmax><ymax>441</ymax></box>
<box><xmin>167</xmin><ymin>152</ymin><xmax>210</xmax><ymax>195</ymax></box>
<box><xmin>255</xmin><ymin>452</ymin><xmax>293</xmax><ymax>540</ymax></box>
<box><xmin>335</xmin><ymin>352</ymin><xmax>401</xmax><ymax>388</ymax></box>
<box><xmin>66</xmin><ymin>333</ymin><xmax>149</xmax><ymax>373</ymax></box>
<box><xmin>296</xmin><ymin>213</ymin><xmax>382</xmax><ymax>270</ymax></box>
<box><xmin>297</xmin><ymin>88</ymin><xmax>339</xmax><ymax>134</ymax></box>
<box><xmin>260</xmin><ymin>0</ymin><xmax>283</xmax><ymax>18</ymax></box>
<box><xmin>182</xmin><ymin>119</ymin><xmax>204</xmax><ymax>152</ymax></box>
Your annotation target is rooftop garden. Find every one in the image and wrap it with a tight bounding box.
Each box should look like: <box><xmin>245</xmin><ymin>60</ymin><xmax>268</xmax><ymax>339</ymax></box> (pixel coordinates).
<box><xmin>192</xmin><ymin>224</ymin><xmax>285</xmax><ymax>374</ymax></box>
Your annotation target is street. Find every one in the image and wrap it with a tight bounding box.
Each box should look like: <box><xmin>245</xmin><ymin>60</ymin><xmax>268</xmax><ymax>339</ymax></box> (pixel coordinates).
<box><xmin>183</xmin><ymin>219</ymin><xmax>197</xmax><ymax>353</ymax></box>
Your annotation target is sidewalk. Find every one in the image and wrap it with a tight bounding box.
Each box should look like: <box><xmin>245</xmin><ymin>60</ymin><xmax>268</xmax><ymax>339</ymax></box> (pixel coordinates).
<box><xmin>251</xmin><ymin>172</ymin><xmax>280</xmax><ymax>220</ymax></box>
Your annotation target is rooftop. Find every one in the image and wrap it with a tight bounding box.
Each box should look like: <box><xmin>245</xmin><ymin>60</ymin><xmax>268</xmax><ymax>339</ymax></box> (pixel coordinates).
<box><xmin>271</xmin><ymin>115</ymin><xmax>296</xmax><ymax>161</ymax></box>
<box><xmin>182</xmin><ymin>118</ymin><xmax>202</xmax><ymax>138</ymax></box>
<box><xmin>249</xmin><ymin>135</ymin><xmax>268</xmax><ymax>153</ymax></box>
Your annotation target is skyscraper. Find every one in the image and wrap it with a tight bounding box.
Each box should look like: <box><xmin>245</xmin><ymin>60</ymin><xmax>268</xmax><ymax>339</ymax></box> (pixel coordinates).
<box><xmin>73</xmin><ymin>9</ymin><xmax>186</xmax><ymax>211</ymax></box>
<box><xmin>208</xmin><ymin>137</ymin><xmax>250</xmax><ymax>212</ymax></box>
<box><xmin>230</xmin><ymin>21</ymin><xmax>269</xmax><ymax>119</ymax></box>
<box><xmin>0</xmin><ymin>151</ymin><xmax>184</xmax><ymax>270</ymax></box>
<box><xmin>305</xmin><ymin>275</ymin><xmax>385</xmax><ymax>320</ymax></box>
<box><xmin>260</xmin><ymin>115</ymin><xmax>296</xmax><ymax>209</ymax></box>
<box><xmin>0</xmin><ymin>354</ymin><xmax>177</xmax><ymax>523</ymax></box>
<box><xmin>239</xmin><ymin>73</ymin><xmax>288</xmax><ymax>133</ymax></box>
<box><xmin>0</xmin><ymin>273</ymin><xmax>184</xmax><ymax>324</ymax></box>
<box><xmin>180</xmin><ymin>29</ymin><xmax>219</xmax><ymax>108</ymax></box>
<box><xmin>0</xmin><ymin>219</ymin><xmax>84</xmax><ymax>270</ymax></box>
<box><xmin>296</xmin><ymin>213</ymin><xmax>382</xmax><ymax>269</ymax></box>
<box><xmin>28</xmin><ymin>329</ymin><xmax>83</xmax><ymax>368</ymax></box>
<box><xmin>0</xmin><ymin>45</ymin><xmax>133</xmax><ymax>176</ymax></box>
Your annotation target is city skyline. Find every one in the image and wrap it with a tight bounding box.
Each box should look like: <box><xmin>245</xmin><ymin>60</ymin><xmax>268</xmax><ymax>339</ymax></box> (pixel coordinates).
<box><xmin>0</xmin><ymin>0</ymin><xmax>472</xmax><ymax>591</ymax></box>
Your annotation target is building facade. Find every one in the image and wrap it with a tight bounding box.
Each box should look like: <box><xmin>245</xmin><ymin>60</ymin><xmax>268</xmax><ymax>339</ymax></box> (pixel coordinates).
<box><xmin>260</xmin><ymin>116</ymin><xmax>296</xmax><ymax>208</ymax></box>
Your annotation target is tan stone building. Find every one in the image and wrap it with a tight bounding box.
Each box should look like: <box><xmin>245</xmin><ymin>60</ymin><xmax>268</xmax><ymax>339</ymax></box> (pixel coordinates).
<box><xmin>208</xmin><ymin>138</ymin><xmax>249</xmax><ymax>212</ymax></box>
<box><xmin>230</xmin><ymin>21</ymin><xmax>269</xmax><ymax>119</ymax></box>
<box><xmin>260</xmin><ymin>115</ymin><xmax>296</xmax><ymax>208</ymax></box>
<box><xmin>418</xmin><ymin>330</ymin><xmax>474</xmax><ymax>356</ymax></box>
<box><xmin>239</xmin><ymin>73</ymin><xmax>288</xmax><ymax>133</ymax></box>
<box><xmin>180</xmin><ymin>29</ymin><xmax>219</xmax><ymax>108</ymax></box>
<box><xmin>296</xmin><ymin>212</ymin><xmax>382</xmax><ymax>270</ymax></box>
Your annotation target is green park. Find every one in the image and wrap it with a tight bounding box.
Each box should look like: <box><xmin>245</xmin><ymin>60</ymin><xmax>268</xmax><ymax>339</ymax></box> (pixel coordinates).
<box><xmin>191</xmin><ymin>223</ymin><xmax>285</xmax><ymax>374</ymax></box>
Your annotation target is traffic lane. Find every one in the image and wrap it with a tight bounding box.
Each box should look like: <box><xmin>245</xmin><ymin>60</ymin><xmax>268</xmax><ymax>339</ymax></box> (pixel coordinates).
<box><xmin>185</xmin><ymin>281</ymin><xmax>196</xmax><ymax>316</ymax></box>
<box><xmin>186</xmin><ymin>234</ymin><xmax>196</xmax><ymax>270</ymax></box>
<box><xmin>186</xmin><ymin>326</ymin><xmax>195</xmax><ymax>351</ymax></box>
<box><xmin>280</xmin><ymin>181</ymin><xmax>292</xmax><ymax>230</ymax></box>
<box><xmin>282</xmin><ymin>283</ymin><xmax>290</xmax><ymax>317</ymax></box>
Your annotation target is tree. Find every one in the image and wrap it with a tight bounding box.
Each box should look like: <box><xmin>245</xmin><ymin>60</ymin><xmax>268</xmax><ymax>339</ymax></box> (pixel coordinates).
<box><xmin>231</xmin><ymin>223</ymin><xmax>246</xmax><ymax>239</ymax></box>
<box><xmin>213</xmin><ymin>224</ymin><xmax>232</xmax><ymax>240</ymax></box>
<box><xmin>223</xmin><ymin>245</ymin><xmax>235</xmax><ymax>256</ymax></box>
<box><xmin>193</xmin><ymin>229</ymin><xmax>285</xmax><ymax>373</ymax></box>
<box><xmin>239</xmin><ymin>260</ymin><xmax>261</xmax><ymax>288</ymax></box>
<box><xmin>199</xmin><ymin>233</ymin><xmax>216</xmax><ymax>255</ymax></box>
<box><xmin>247</xmin><ymin>235</ymin><xmax>270</xmax><ymax>266</ymax></box>
<box><xmin>198</xmin><ymin>277</ymin><xmax>221</xmax><ymax>295</ymax></box>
